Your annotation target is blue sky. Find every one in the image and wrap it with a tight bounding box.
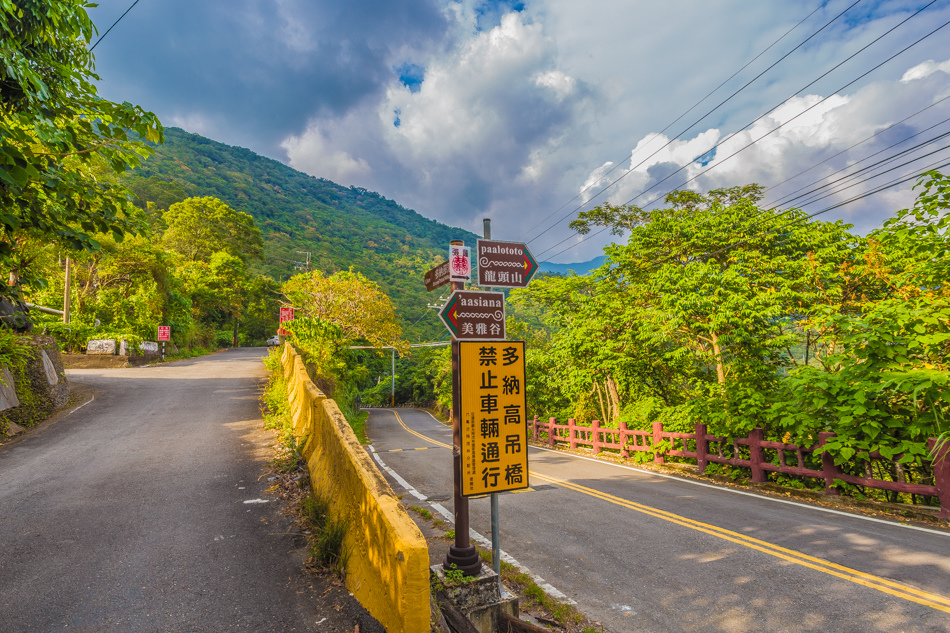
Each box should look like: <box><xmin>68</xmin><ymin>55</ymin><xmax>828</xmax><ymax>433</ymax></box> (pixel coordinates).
<box><xmin>89</xmin><ymin>0</ymin><xmax>950</xmax><ymax>262</ymax></box>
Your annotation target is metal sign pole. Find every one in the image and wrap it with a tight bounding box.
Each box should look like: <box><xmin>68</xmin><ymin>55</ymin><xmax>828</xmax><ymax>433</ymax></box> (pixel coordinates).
<box><xmin>443</xmin><ymin>240</ymin><xmax>481</xmax><ymax>576</ymax></box>
<box><xmin>484</xmin><ymin>218</ymin><xmax>503</xmax><ymax>587</ymax></box>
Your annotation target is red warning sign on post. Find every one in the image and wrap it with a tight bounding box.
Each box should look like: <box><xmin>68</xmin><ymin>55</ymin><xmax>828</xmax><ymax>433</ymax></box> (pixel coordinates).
<box><xmin>157</xmin><ymin>326</ymin><xmax>171</xmax><ymax>342</ymax></box>
<box><xmin>279</xmin><ymin>307</ymin><xmax>294</xmax><ymax>336</ymax></box>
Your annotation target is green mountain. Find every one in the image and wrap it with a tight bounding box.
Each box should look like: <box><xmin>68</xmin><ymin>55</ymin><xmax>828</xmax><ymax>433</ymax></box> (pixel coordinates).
<box><xmin>121</xmin><ymin>127</ymin><xmax>479</xmax><ymax>341</ymax></box>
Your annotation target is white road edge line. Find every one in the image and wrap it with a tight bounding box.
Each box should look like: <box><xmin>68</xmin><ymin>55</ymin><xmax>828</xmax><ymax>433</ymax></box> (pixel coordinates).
<box><xmin>368</xmin><ymin>444</ymin><xmax>573</xmax><ymax>604</ymax></box>
<box><xmin>530</xmin><ymin>445</ymin><xmax>950</xmax><ymax>537</ymax></box>
<box><xmin>65</xmin><ymin>394</ymin><xmax>94</xmax><ymax>416</ymax></box>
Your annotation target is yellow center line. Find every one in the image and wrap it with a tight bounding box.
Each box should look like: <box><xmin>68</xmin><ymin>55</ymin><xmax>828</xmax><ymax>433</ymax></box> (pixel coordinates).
<box><xmin>381</xmin><ymin>409</ymin><xmax>950</xmax><ymax>613</ymax></box>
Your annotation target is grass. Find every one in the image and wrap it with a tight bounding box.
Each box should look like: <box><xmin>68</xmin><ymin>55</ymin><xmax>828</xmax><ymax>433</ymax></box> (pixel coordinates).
<box><xmin>261</xmin><ymin>348</ymin><xmax>348</xmax><ymax>578</ymax></box>
<box><xmin>301</xmin><ymin>491</ymin><xmax>350</xmax><ymax>577</ymax></box>
<box><xmin>409</xmin><ymin>505</ymin><xmax>433</xmax><ymax>520</ymax></box>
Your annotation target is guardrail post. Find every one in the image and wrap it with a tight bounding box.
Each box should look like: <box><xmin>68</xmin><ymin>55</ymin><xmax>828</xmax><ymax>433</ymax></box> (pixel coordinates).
<box><xmin>928</xmin><ymin>438</ymin><xmax>950</xmax><ymax>519</ymax></box>
<box><xmin>749</xmin><ymin>427</ymin><xmax>766</xmax><ymax>483</ymax></box>
<box><xmin>531</xmin><ymin>415</ymin><xmax>538</xmax><ymax>441</ymax></box>
<box><xmin>568</xmin><ymin>418</ymin><xmax>577</xmax><ymax>449</ymax></box>
<box><xmin>818</xmin><ymin>432</ymin><xmax>841</xmax><ymax>495</ymax></box>
<box><xmin>591</xmin><ymin>419</ymin><xmax>601</xmax><ymax>454</ymax></box>
<box><xmin>619</xmin><ymin>421</ymin><xmax>629</xmax><ymax>458</ymax></box>
<box><xmin>652</xmin><ymin>421</ymin><xmax>665</xmax><ymax>464</ymax></box>
<box><xmin>548</xmin><ymin>417</ymin><xmax>556</xmax><ymax>447</ymax></box>
<box><xmin>695</xmin><ymin>423</ymin><xmax>708</xmax><ymax>474</ymax></box>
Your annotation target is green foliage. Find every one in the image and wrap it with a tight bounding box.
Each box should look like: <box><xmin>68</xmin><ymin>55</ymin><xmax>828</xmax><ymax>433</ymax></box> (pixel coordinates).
<box><xmin>118</xmin><ymin>127</ymin><xmax>478</xmax><ymax>341</ymax></box>
<box><xmin>517</xmin><ymin>176</ymin><xmax>950</xmax><ymax>467</ymax></box>
<box><xmin>0</xmin><ymin>0</ymin><xmax>162</xmax><ymax>297</ymax></box>
<box><xmin>162</xmin><ymin>197</ymin><xmax>263</xmax><ymax>263</ymax></box>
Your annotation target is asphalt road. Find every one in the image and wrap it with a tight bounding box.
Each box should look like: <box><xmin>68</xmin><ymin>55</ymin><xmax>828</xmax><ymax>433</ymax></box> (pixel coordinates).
<box><xmin>0</xmin><ymin>348</ymin><xmax>338</xmax><ymax>633</ymax></box>
<box><xmin>366</xmin><ymin>407</ymin><xmax>950</xmax><ymax>633</ymax></box>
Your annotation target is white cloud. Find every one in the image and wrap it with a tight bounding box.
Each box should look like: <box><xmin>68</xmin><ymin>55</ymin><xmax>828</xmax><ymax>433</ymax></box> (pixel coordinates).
<box><xmin>902</xmin><ymin>59</ymin><xmax>950</xmax><ymax>82</ymax></box>
<box><xmin>282</xmin><ymin>121</ymin><xmax>371</xmax><ymax>185</ymax></box>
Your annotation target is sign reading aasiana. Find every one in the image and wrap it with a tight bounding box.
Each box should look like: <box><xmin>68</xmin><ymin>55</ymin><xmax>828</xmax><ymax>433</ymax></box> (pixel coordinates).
<box><xmin>476</xmin><ymin>239</ymin><xmax>539</xmax><ymax>288</ymax></box>
<box><xmin>438</xmin><ymin>290</ymin><xmax>506</xmax><ymax>341</ymax></box>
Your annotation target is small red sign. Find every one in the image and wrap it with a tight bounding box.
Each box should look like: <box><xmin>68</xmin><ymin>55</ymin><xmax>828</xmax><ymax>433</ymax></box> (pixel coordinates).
<box><xmin>158</xmin><ymin>326</ymin><xmax>171</xmax><ymax>342</ymax></box>
<box><xmin>279</xmin><ymin>307</ymin><xmax>294</xmax><ymax>336</ymax></box>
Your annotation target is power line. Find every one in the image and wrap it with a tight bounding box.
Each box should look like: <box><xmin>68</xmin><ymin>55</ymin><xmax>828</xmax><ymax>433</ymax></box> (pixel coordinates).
<box><xmin>516</xmin><ymin>0</ymin><xmax>828</xmax><ymax>243</ymax></box>
<box><xmin>524</xmin><ymin>0</ymin><xmax>866</xmax><ymax>247</ymax></box>
<box><xmin>532</xmin><ymin>0</ymin><xmax>943</xmax><ymax>255</ymax></box>
<box><xmin>765</xmin><ymin>93</ymin><xmax>950</xmax><ymax>198</ymax></box>
<box><xmin>625</xmin><ymin>3</ymin><xmax>947</xmax><ymax>213</ymax></box>
<box><xmin>90</xmin><ymin>0</ymin><xmax>143</xmax><ymax>53</ymax></box>
<box><xmin>702</xmin><ymin>160</ymin><xmax>950</xmax><ymax>261</ymax></box>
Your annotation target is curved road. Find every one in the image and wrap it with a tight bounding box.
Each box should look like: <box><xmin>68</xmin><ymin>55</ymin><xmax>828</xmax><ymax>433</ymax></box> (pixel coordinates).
<box><xmin>0</xmin><ymin>349</ymin><xmax>332</xmax><ymax>632</ymax></box>
<box><xmin>366</xmin><ymin>407</ymin><xmax>950</xmax><ymax>633</ymax></box>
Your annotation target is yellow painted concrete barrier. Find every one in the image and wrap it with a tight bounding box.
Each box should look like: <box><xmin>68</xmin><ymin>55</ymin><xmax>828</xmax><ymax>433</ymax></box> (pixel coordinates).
<box><xmin>280</xmin><ymin>343</ymin><xmax>430</xmax><ymax>632</ymax></box>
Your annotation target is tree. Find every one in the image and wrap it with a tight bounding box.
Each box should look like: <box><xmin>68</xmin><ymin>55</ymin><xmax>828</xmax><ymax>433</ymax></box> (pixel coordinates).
<box><xmin>162</xmin><ymin>197</ymin><xmax>263</xmax><ymax>263</ymax></box>
<box><xmin>0</xmin><ymin>0</ymin><xmax>163</xmax><ymax>296</ymax></box>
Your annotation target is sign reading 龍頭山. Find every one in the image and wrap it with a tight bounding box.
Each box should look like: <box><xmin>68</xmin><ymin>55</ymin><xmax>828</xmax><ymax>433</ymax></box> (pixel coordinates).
<box><xmin>476</xmin><ymin>239</ymin><xmax>538</xmax><ymax>288</ymax></box>
<box><xmin>459</xmin><ymin>341</ymin><xmax>528</xmax><ymax>496</ymax></box>
<box><xmin>438</xmin><ymin>290</ymin><xmax>505</xmax><ymax>341</ymax></box>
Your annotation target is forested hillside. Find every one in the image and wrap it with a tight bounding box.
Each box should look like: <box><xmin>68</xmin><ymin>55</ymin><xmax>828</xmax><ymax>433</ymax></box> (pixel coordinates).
<box><xmin>121</xmin><ymin>128</ymin><xmax>479</xmax><ymax>340</ymax></box>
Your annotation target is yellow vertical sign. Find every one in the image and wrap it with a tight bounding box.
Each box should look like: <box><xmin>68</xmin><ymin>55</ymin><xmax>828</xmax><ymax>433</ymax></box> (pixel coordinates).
<box><xmin>459</xmin><ymin>341</ymin><xmax>528</xmax><ymax>496</ymax></box>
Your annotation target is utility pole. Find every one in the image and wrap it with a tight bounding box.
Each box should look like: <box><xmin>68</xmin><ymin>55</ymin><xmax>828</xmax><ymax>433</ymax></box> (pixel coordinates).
<box><xmin>62</xmin><ymin>257</ymin><xmax>71</xmax><ymax>325</ymax></box>
<box><xmin>443</xmin><ymin>239</ymin><xmax>481</xmax><ymax>576</ymax></box>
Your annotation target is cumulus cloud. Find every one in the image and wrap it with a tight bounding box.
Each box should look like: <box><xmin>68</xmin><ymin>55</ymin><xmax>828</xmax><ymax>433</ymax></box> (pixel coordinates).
<box><xmin>283</xmin><ymin>9</ymin><xmax>592</xmax><ymax>233</ymax></box>
<box><xmin>576</xmin><ymin>61</ymin><xmax>950</xmax><ymax>246</ymax></box>
<box><xmin>89</xmin><ymin>0</ymin><xmax>950</xmax><ymax>262</ymax></box>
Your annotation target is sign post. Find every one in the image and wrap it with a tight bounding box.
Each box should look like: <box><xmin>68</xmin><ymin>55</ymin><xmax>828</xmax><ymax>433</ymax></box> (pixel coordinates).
<box><xmin>443</xmin><ymin>241</ymin><xmax>482</xmax><ymax>577</ymax></box>
<box><xmin>279</xmin><ymin>306</ymin><xmax>294</xmax><ymax>338</ymax></box>
<box><xmin>158</xmin><ymin>325</ymin><xmax>171</xmax><ymax>360</ymax></box>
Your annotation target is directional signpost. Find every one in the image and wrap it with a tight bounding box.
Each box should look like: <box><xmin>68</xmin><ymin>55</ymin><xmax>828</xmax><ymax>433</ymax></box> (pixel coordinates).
<box><xmin>438</xmin><ymin>290</ymin><xmax>505</xmax><ymax>341</ymax></box>
<box><xmin>424</xmin><ymin>260</ymin><xmax>450</xmax><ymax>292</ymax></box>
<box><xmin>476</xmin><ymin>239</ymin><xmax>539</xmax><ymax>288</ymax></box>
<box><xmin>436</xmin><ymin>235</ymin><xmax>539</xmax><ymax>580</ymax></box>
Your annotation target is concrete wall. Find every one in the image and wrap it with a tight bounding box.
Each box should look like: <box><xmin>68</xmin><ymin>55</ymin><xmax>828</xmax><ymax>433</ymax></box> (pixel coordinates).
<box><xmin>280</xmin><ymin>343</ymin><xmax>429</xmax><ymax>633</ymax></box>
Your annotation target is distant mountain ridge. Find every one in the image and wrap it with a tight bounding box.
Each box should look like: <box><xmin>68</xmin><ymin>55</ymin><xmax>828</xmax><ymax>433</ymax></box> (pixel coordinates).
<box><xmin>121</xmin><ymin>127</ymin><xmax>480</xmax><ymax>339</ymax></box>
<box><xmin>539</xmin><ymin>256</ymin><xmax>606</xmax><ymax>276</ymax></box>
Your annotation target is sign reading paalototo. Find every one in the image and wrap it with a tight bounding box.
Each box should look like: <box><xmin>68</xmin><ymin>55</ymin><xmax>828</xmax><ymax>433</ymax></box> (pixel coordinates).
<box><xmin>476</xmin><ymin>239</ymin><xmax>539</xmax><ymax>288</ymax></box>
<box><xmin>438</xmin><ymin>290</ymin><xmax>506</xmax><ymax>341</ymax></box>
<box><xmin>459</xmin><ymin>341</ymin><xmax>528</xmax><ymax>496</ymax></box>
<box><xmin>424</xmin><ymin>260</ymin><xmax>451</xmax><ymax>292</ymax></box>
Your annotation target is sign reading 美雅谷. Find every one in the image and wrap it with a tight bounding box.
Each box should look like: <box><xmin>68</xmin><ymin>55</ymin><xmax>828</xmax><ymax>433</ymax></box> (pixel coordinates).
<box><xmin>438</xmin><ymin>290</ymin><xmax>506</xmax><ymax>341</ymax></box>
<box><xmin>459</xmin><ymin>341</ymin><xmax>528</xmax><ymax>496</ymax></box>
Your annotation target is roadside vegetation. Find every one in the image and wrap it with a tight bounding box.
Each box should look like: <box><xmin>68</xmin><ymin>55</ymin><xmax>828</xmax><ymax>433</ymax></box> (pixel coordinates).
<box><xmin>261</xmin><ymin>349</ymin><xmax>350</xmax><ymax>577</ymax></box>
<box><xmin>504</xmin><ymin>176</ymin><xmax>949</xmax><ymax>506</ymax></box>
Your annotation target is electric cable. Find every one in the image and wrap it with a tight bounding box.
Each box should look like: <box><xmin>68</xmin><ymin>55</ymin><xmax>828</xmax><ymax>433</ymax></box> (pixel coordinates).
<box><xmin>522</xmin><ymin>0</ymin><xmax>864</xmax><ymax>246</ymax></box>
<box><xmin>90</xmin><ymin>0</ymin><xmax>143</xmax><ymax>52</ymax></box>
<box><xmin>702</xmin><ymin>158</ymin><xmax>950</xmax><ymax>261</ymax></box>
<box><xmin>620</xmin><ymin>4</ymin><xmax>948</xmax><ymax>213</ymax></box>
<box><xmin>516</xmin><ymin>0</ymin><xmax>828</xmax><ymax>242</ymax></box>
<box><xmin>768</xmin><ymin>110</ymin><xmax>950</xmax><ymax>208</ymax></box>
<box><xmin>531</xmin><ymin>0</ymin><xmax>942</xmax><ymax>253</ymax></box>
<box><xmin>765</xmin><ymin>93</ymin><xmax>950</xmax><ymax>197</ymax></box>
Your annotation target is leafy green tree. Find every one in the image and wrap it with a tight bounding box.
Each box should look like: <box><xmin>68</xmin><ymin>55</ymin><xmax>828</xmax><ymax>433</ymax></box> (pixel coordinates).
<box><xmin>162</xmin><ymin>197</ymin><xmax>263</xmax><ymax>263</ymax></box>
<box><xmin>0</xmin><ymin>0</ymin><xmax>162</xmax><ymax>296</ymax></box>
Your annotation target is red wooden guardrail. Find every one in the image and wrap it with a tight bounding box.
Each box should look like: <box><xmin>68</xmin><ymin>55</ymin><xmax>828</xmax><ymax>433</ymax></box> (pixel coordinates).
<box><xmin>528</xmin><ymin>416</ymin><xmax>950</xmax><ymax>519</ymax></box>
